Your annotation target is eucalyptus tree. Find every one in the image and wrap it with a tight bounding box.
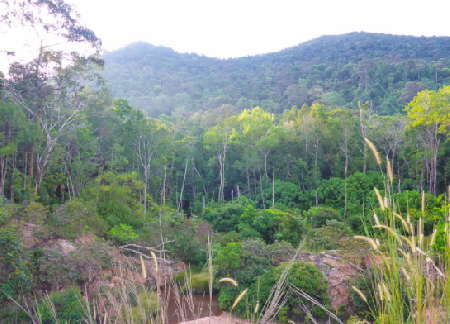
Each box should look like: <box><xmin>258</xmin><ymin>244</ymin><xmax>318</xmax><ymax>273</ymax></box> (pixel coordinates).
<box><xmin>134</xmin><ymin>117</ymin><xmax>169</xmax><ymax>213</ymax></box>
<box><xmin>2</xmin><ymin>0</ymin><xmax>104</xmax><ymax>193</ymax></box>
<box><xmin>0</xmin><ymin>97</ymin><xmax>26</xmax><ymax>197</ymax></box>
<box><xmin>204</xmin><ymin>118</ymin><xmax>235</xmax><ymax>202</ymax></box>
<box><xmin>405</xmin><ymin>86</ymin><xmax>450</xmax><ymax>195</ymax></box>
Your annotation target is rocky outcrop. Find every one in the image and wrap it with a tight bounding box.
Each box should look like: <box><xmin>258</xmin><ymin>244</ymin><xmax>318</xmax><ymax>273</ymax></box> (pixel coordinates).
<box><xmin>295</xmin><ymin>250</ymin><xmax>374</xmax><ymax>310</ymax></box>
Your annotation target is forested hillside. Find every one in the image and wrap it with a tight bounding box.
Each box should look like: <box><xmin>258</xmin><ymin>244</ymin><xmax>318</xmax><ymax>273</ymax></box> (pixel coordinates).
<box><xmin>103</xmin><ymin>32</ymin><xmax>450</xmax><ymax>117</ymax></box>
<box><xmin>4</xmin><ymin>3</ymin><xmax>450</xmax><ymax>322</ymax></box>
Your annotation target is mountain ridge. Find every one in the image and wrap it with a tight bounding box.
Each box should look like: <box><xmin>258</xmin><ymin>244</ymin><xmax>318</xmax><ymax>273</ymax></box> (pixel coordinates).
<box><xmin>102</xmin><ymin>32</ymin><xmax>450</xmax><ymax>117</ymax></box>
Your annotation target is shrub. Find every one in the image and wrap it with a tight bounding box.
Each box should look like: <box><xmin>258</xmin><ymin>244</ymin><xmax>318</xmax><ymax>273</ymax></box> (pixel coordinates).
<box><xmin>202</xmin><ymin>202</ymin><xmax>246</xmax><ymax>232</ymax></box>
<box><xmin>36</xmin><ymin>247</ymin><xmax>80</xmax><ymax>291</ymax></box>
<box><xmin>0</xmin><ymin>198</ymin><xmax>34</xmax><ymax>301</ymax></box>
<box><xmin>304</xmin><ymin>220</ymin><xmax>353</xmax><ymax>251</ymax></box>
<box><xmin>257</xmin><ymin>262</ymin><xmax>330</xmax><ymax>321</ymax></box>
<box><xmin>38</xmin><ymin>286</ymin><xmax>91</xmax><ymax>324</ymax></box>
<box><xmin>108</xmin><ymin>224</ymin><xmax>139</xmax><ymax>245</ymax></box>
<box><xmin>350</xmin><ymin>269</ymin><xmax>378</xmax><ymax>319</ymax></box>
<box><xmin>45</xmin><ymin>199</ymin><xmax>107</xmax><ymax>240</ymax></box>
<box><xmin>73</xmin><ymin>239</ymin><xmax>113</xmax><ymax>283</ymax></box>
<box><xmin>21</xmin><ymin>201</ymin><xmax>48</xmax><ymax>223</ymax></box>
<box><xmin>306</xmin><ymin>206</ymin><xmax>342</xmax><ymax>228</ymax></box>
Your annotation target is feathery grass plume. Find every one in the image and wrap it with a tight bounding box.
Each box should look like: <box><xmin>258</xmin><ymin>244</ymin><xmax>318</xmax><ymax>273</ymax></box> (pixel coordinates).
<box><xmin>378</xmin><ymin>283</ymin><xmax>384</xmax><ymax>301</ymax></box>
<box><xmin>352</xmin><ymin>286</ymin><xmax>368</xmax><ymax>303</ymax></box>
<box><xmin>151</xmin><ymin>251</ymin><xmax>158</xmax><ymax>272</ymax></box>
<box><xmin>430</xmin><ymin>228</ymin><xmax>437</xmax><ymax>246</ymax></box>
<box><xmin>219</xmin><ymin>277</ymin><xmax>238</xmax><ymax>287</ymax></box>
<box><xmin>254</xmin><ymin>301</ymin><xmax>260</xmax><ymax>314</ymax></box>
<box><xmin>400</xmin><ymin>235</ymin><xmax>413</xmax><ymax>249</ymax></box>
<box><xmin>387</xmin><ymin>156</ymin><xmax>393</xmax><ymax>184</ymax></box>
<box><xmin>394</xmin><ymin>213</ymin><xmax>409</xmax><ymax>233</ymax></box>
<box><xmin>354</xmin><ymin>236</ymin><xmax>378</xmax><ymax>250</ymax></box>
<box><xmin>382</xmin><ymin>283</ymin><xmax>391</xmax><ymax>301</ymax></box>
<box><xmin>374</xmin><ymin>213</ymin><xmax>380</xmax><ymax>226</ymax></box>
<box><xmin>232</xmin><ymin>289</ymin><xmax>248</xmax><ymax>310</ymax></box>
<box><xmin>365</xmin><ymin>138</ymin><xmax>381</xmax><ymax>165</ymax></box>
<box><xmin>373</xmin><ymin>224</ymin><xmax>401</xmax><ymax>244</ymax></box>
<box><xmin>374</xmin><ymin>187</ymin><xmax>385</xmax><ymax>211</ymax></box>
<box><xmin>380</xmin><ymin>253</ymin><xmax>391</xmax><ymax>273</ymax></box>
<box><xmin>407</xmin><ymin>213</ymin><xmax>411</xmax><ymax>224</ymax></box>
<box><xmin>140</xmin><ymin>255</ymin><xmax>147</xmax><ymax>280</ymax></box>
<box><xmin>421</xmin><ymin>190</ymin><xmax>425</xmax><ymax>216</ymax></box>
<box><xmin>384</xmin><ymin>196</ymin><xmax>389</xmax><ymax>209</ymax></box>
<box><xmin>401</xmin><ymin>267</ymin><xmax>411</xmax><ymax>283</ymax></box>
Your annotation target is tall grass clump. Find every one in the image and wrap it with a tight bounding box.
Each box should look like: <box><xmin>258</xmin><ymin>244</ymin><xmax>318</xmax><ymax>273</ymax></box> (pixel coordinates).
<box><xmin>354</xmin><ymin>139</ymin><xmax>450</xmax><ymax>324</ymax></box>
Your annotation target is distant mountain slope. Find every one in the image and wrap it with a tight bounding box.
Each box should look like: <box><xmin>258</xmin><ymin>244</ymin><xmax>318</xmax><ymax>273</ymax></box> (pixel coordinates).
<box><xmin>102</xmin><ymin>32</ymin><xmax>450</xmax><ymax>117</ymax></box>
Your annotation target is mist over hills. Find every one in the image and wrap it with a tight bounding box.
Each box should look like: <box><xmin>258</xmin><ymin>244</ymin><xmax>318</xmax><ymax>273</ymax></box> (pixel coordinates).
<box><xmin>102</xmin><ymin>32</ymin><xmax>450</xmax><ymax>118</ymax></box>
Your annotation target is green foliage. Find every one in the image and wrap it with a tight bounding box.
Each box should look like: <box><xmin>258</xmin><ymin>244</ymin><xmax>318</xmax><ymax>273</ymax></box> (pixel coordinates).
<box><xmin>202</xmin><ymin>202</ymin><xmax>247</xmax><ymax>232</ymax></box>
<box><xmin>20</xmin><ymin>202</ymin><xmax>48</xmax><ymax>223</ymax></box>
<box><xmin>0</xmin><ymin>198</ymin><xmax>34</xmax><ymax>301</ymax></box>
<box><xmin>45</xmin><ymin>199</ymin><xmax>106</xmax><ymax>239</ymax></box>
<box><xmin>38</xmin><ymin>286</ymin><xmax>91</xmax><ymax>324</ymax></box>
<box><xmin>306</xmin><ymin>206</ymin><xmax>342</xmax><ymax>228</ymax></box>
<box><xmin>433</xmin><ymin>223</ymin><xmax>448</xmax><ymax>253</ymax></box>
<box><xmin>304</xmin><ymin>220</ymin><xmax>353</xmax><ymax>251</ymax></box>
<box><xmin>108</xmin><ymin>224</ymin><xmax>139</xmax><ymax>245</ymax></box>
<box><xmin>350</xmin><ymin>270</ymin><xmax>378</xmax><ymax>319</ymax></box>
<box><xmin>104</xmin><ymin>33</ymin><xmax>450</xmax><ymax>117</ymax></box>
<box><xmin>36</xmin><ymin>247</ymin><xmax>80</xmax><ymax>290</ymax></box>
<box><xmin>259</xmin><ymin>262</ymin><xmax>330</xmax><ymax>320</ymax></box>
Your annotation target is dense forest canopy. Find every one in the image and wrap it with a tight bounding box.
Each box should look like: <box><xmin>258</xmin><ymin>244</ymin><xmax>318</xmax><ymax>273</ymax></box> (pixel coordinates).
<box><xmin>103</xmin><ymin>32</ymin><xmax>450</xmax><ymax>117</ymax></box>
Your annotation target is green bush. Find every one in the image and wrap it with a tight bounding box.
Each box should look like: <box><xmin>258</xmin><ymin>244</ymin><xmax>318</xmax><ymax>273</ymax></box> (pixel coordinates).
<box><xmin>306</xmin><ymin>206</ymin><xmax>342</xmax><ymax>228</ymax></box>
<box><xmin>350</xmin><ymin>269</ymin><xmax>378</xmax><ymax>320</ymax></box>
<box><xmin>74</xmin><ymin>239</ymin><xmax>113</xmax><ymax>282</ymax></box>
<box><xmin>21</xmin><ymin>201</ymin><xmax>48</xmax><ymax>223</ymax></box>
<box><xmin>36</xmin><ymin>247</ymin><xmax>80</xmax><ymax>291</ymax></box>
<box><xmin>38</xmin><ymin>286</ymin><xmax>91</xmax><ymax>324</ymax></box>
<box><xmin>258</xmin><ymin>262</ymin><xmax>330</xmax><ymax>321</ymax></box>
<box><xmin>45</xmin><ymin>199</ymin><xmax>107</xmax><ymax>239</ymax></box>
<box><xmin>108</xmin><ymin>224</ymin><xmax>139</xmax><ymax>245</ymax></box>
<box><xmin>304</xmin><ymin>220</ymin><xmax>353</xmax><ymax>251</ymax></box>
<box><xmin>0</xmin><ymin>198</ymin><xmax>34</xmax><ymax>301</ymax></box>
<box><xmin>202</xmin><ymin>202</ymin><xmax>247</xmax><ymax>232</ymax></box>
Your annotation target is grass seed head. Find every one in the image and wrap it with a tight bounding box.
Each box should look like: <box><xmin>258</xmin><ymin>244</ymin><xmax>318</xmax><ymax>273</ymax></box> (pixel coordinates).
<box><xmin>394</xmin><ymin>213</ymin><xmax>409</xmax><ymax>233</ymax></box>
<box><xmin>232</xmin><ymin>289</ymin><xmax>248</xmax><ymax>310</ymax></box>
<box><xmin>352</xmin><ymin>286</ymin><xmax>368</xmax><ymax>304</ymax></box>
<box><xmin>151</xmin><ymin>251</ymin><xmax>158</xmax><ymax>273</ymax></box>
<box><xmin>365</xmin><ymin>138</ymin><xmax>381</xmax><ymax>166</ymax></box>
<box><xmin>219</xmin><ymin>277</ymin><xmax>238</xmax><ymax>287</ymax></box>
<box><xmin>354</xmin><ymin>236</ymin><xmax>378</xmax><ymax>250</ymax></box>
<box><xmin>387</xmin><ymin>157</ymin><xmax>393</xmax><ymax>184</ymax></box>
<box><xmin>374</xmin><ymin>187</ymin><xmax>385</xmax><ymax>211</ymax></box>
<box><xmin>140</xmin><ymin>255</ymin><xmax>147</xmax><ymax>280</ymax></box>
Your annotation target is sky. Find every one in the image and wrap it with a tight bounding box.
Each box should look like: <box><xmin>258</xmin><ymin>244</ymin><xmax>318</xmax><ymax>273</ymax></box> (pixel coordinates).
<box><xmin>1</xmin><ymin>0</ymin><xmax>450</xmax><ymax>72</ymax></box>
<box><xmin>65</xmin><ymin>0</ymin><xmax>450</xmax><ymax>58</ymax></box>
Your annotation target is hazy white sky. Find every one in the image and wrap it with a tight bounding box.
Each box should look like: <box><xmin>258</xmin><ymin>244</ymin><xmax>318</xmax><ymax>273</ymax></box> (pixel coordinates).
<box><xmin>66</xmin><ymin>0</ymin><xmax>450</xmax><ymax>58</ymax></box>
<box><xmin>1</xmin><ymin>0</ymin><xmax>450</xmax><ymax>69</ymax></box>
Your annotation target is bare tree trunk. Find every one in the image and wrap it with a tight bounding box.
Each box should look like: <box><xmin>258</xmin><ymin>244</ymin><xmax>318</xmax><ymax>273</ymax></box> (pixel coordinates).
<box><xmin>272</xmin><ymin>172</ymin><xmax>275</xmax><ymax>208</ymax></box>
<box><xmin>10</xmin><ymin>153</ymin><xmax>16</xmax><ymax>202</ymax></box>
<box><xmin>260</xmin><ymin>174</ymin><xmax>266</xmax><ymax>209</ymax></box>
<box><xmin>0</xmin><ymin>155</ymin><xmax>7</xmax><ymax>197</ymax></box>
<box><xmin>177</xmin><ymin>158</ymin><xmax>188</xmax><ymax>212</ymax></box>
